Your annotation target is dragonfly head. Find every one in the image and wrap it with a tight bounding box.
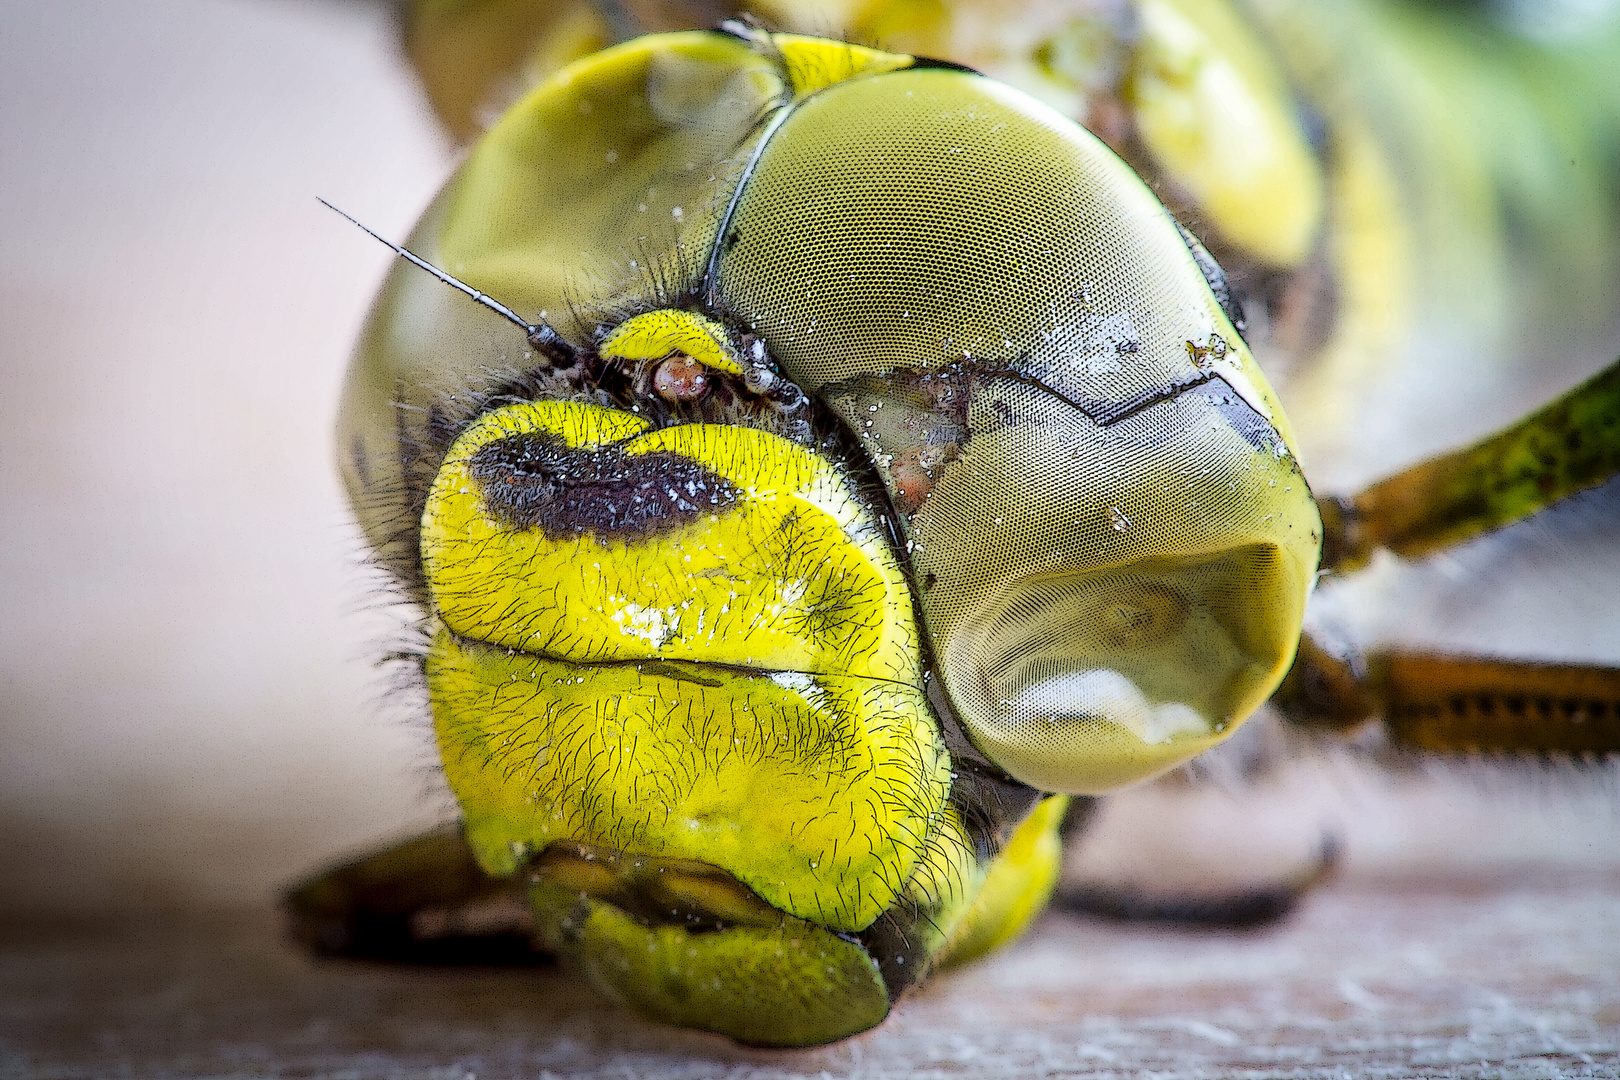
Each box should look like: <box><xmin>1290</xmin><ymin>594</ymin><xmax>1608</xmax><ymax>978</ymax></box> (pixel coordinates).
<box><xmin>337</xmin><ymin>28</ymin><xmax>1321</xmax><ymax>1045</ymax></box>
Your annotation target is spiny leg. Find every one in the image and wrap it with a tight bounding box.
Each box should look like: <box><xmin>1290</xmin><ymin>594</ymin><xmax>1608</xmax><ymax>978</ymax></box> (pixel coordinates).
<box><xmin>1276</xmin><ymin>636</ymin><xmax>1620</xmax><ymax>753</ymax></box>
<box><xmin>1290</xmin><ymin>353</ymin><xmax>1620</xmax><ymax>753</ymax></box>
<box><xmin>284</xmin><ymin>823</ymin><xmax>544</xmax><ymax>965</ymax></box>
<box><xmin>1318</xmin><ymin>355</ymin><xmax>1619</xmax><ymax>574</ymax></box>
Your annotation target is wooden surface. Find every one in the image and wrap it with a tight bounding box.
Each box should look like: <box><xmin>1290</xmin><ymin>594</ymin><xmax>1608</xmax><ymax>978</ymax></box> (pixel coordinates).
<box><xmin>5</xmin><ymin>873</ymin><xmax>1618</xmax><ymax>1079</ymax></box>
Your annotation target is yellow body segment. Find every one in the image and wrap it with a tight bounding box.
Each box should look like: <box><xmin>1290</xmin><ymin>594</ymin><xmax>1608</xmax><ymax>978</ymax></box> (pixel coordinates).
<box><xmin>937</xmin><ymin>795</ymin><xmax>1069</xmax><ymax>967</ymax></box>
<box><xmin>598</xmin><ymin>310</ymin><xmax>745</xmax><ymax>374</ymax></box>
<box><xmin>423</xmin><ymin>402</ymin><xmax>921</xmax><ymax>682</ymax></box>
<box><xmin>422</xmin><ymin>400</ymin><xmax>951</xmax><ymax>932</ymax></box>
<box><xmin>771</xmin><ymin>33</ymin><xmax>915</xmax><ymax>98</ymax></box>
<box><xmin>1128</xmin><ymin>0</ymin><xmax>1325</xmax><ymax>268</ymax></box>
<box><xmin>885</xmin><ymin>802</ymin><xmax>982</xmax><ymax>965</ymax></box>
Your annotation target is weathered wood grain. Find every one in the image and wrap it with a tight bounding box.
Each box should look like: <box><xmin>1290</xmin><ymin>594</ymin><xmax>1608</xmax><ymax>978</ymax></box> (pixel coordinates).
<box><xmin>5</xmin><ymin>875</ymin><xmax>1617</xmax><ymax>1079</ymax></box>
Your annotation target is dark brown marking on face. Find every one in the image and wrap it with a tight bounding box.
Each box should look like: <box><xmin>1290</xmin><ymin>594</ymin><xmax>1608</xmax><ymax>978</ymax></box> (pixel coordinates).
<box><xmin>467</xmin><ymin>431</ymin><xmax>737</xmax><ymax>541</ymax></box>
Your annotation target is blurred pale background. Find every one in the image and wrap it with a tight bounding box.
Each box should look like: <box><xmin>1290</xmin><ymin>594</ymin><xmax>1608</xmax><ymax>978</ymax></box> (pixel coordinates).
<box><xmin>0</xmin><ymin>0</ymin><xmax>459</xmax><ymax>915</ymax></box>
<box><xmin>1</xmin><ymin>0</ymin><xmax>1617</xmax><ymax>925</ymax></box>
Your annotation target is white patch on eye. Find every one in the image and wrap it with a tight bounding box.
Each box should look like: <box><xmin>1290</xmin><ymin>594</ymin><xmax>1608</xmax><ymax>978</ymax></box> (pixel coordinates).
<box><xmin>1140</xmin><ymin>702</ymin><xmax>1209</xmax><ymax>743</ymax></box>
<box><xmin>1010</xmin><ymin>669</ymin><xmax>1211</xmax><ymax>745</ymax></box>
<box><xmin>1016</xmin><ymin>668</ymin><xmax>1147</xmax><ymax>732</ymax></box>
<box><xmin>1065</xmin><ymin>310</ymin><xmax>1137</xmax><ymax>375</ymax></box>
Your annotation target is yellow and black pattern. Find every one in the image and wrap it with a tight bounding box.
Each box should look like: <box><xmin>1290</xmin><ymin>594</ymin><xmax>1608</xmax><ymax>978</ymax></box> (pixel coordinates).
<box><xmin>306</xmin><ymin>1</ymin><xmax>1620</xmax><ymax>1049</ymax></box>
<box><xmin>424</xmin><ymin>401</ymin><xmax>922</xmax><ymax>681</ymax></box>
<box><xmin>417</xmin><ymin>390</ymin><xmax>1061</xmax><ymax>1043</ymax></box>
<box><xmin>324</xmin><ymin>21</ymin><xmax>1323</xmax><ymax>1045</ymax></box>
<box><xmin>422</xmin><ymin>396</ymin><xmax>950</xmax><ymax>927</ymax></box>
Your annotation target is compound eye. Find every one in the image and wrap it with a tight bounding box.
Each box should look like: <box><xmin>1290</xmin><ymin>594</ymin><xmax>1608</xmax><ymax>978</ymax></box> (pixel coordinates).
<box><xmin>1090</xmin><ymin>580</ymin><xmax>1189</xmax><ymax>649</ymax></box>
<box><xmin>946</xmin><ymin>545</ymin><xmax>1299</xmax><ymax>794</ymax></box>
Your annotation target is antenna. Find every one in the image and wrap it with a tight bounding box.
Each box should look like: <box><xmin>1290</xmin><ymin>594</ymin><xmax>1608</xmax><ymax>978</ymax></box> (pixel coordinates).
<box><xmin>318</xmin><ymin>198</ymin><xmax>575</xmax><ymax>358</ymax></box>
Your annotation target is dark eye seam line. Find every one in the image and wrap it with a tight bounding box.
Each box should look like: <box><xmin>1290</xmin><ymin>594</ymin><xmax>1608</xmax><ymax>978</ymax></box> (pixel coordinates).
<box><xmin>703</xmin><ymin>19</ymin><xmax>950</xmax><ymax>312</ymax></box>
<box><xmin>966</xmin><ymin>361</ymin><xmax>1226</xmax><ymax>427</ymax></box>
<box><xmin>319</xmin><ymin>189</ymin><xmax>1226</xmax><ymax>433</ymax></box>
<box><xmin>701</xmin><ymin>93</ymin><xmax>795</xmax><ymax>311</ymax></box>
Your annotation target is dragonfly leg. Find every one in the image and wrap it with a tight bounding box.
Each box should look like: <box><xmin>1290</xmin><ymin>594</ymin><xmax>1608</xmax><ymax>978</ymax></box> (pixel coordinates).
<box><xmin>283</xmin><ymin>822</ymin><xmax>544</xmax><ymax>965</ymax></box>
<box><xmin>1319</xmin><ymin>355</ymin><xmax>1620</xmax><ymax>574</ymax></box>
<box><xmin>1276</xmin><ymin>634</ymin><xmax>1620</xmax><ymax>752</ymax></box>
<box><xmin>1052</xmin><ymin>834</ymin><xmax>1339</xmax><ymax>928</ymax></box>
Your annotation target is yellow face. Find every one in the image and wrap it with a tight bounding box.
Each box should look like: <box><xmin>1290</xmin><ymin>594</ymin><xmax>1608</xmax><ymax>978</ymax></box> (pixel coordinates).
<box><xmin>337</xmin><ymin>29</ymin><xmax>1321</xmax><ymax>1047</ymax></box>
<box><xmin>421</xmin><ymin>397</ymin><xmax>962</xmax><ymax>1044</ymax></box>
<box><xmin>422</xmin><ymin>399</ymin><xmax>948</xmax><ymax>934</ymax></box>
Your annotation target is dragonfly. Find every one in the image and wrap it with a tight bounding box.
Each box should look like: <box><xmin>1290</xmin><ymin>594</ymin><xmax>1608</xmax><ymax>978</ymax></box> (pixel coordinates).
<box><xmin>288</xmin><ymin>0</ymin><xmax>1620</xmax><ymax>1048</ymax></box>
